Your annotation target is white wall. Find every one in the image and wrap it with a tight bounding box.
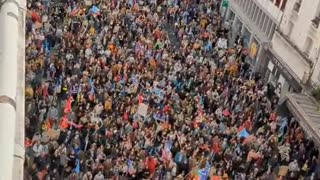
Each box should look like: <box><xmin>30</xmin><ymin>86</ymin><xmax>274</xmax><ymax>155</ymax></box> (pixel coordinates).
<box><xmin>256</xmin><ymin>0</ymin><xmax>283</xmax><ymax>23</ymax></box>
<box><xmin>273</xmin><ymin>0</ymin><xmax>320</xmax><ymax>84</ymax></box>
<box><xmin>0</xmin><ymin>1</ymin><xmax>19</xmax><ymax>179</ymax></box>
<box><xmin>0</xmin><ymin>0</ymin><xmax>25</xmax><ymax>179</ymax></box>
<box><xmin>280</xmin><ymin>0</ymin><xmax>320</xmax><ymax>50</ymax></box>
<box><xmin>272</xmin><ymin>32</ymin><xmax>309</xmax><ymax>80</ymax></box>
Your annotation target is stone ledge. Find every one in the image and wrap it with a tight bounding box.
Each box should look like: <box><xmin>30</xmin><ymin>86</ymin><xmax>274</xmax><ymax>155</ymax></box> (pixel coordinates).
<box><xmin>14</xmin><ymin>143</ymin><xmax>24</xmax><ymax>160</ymax></box>
<box><xmin>0</xmin><ymin>95</ymin><xmax>16</xmax><ymax>110</ymax></box>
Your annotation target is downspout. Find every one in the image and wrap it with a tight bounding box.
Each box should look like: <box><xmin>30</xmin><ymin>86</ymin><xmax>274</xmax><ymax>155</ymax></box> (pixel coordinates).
<box><xmin>0</xmin><ymin>0</ymin><xmax>25</xmax><ymax>179</ymax></box>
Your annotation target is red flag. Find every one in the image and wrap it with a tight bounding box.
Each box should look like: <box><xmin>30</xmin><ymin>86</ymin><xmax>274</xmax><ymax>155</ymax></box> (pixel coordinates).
<box><xmin>138</xmin><ymin>94</ymin><xmax>143</xmax><ymax>104</ymax></box>
<box><xmin>145</xmin><ymin>157</ymin><xmax>157</xmax><ymax>174</ymax></box>
<box><xmin>64</xmin><ymin>97</ymin><xmax>72</xmax><ymax>114</ymax></box>
<box><xmin>70</xmin><ymin>7</ymin><xmax>80</xmax><ymax>16</ymax></box>
<box><xmin>25</xmin><ymin>138</ymin><xmax>33</xmax><ymax>148</ymax></box>
<box><xmin>59</xmin><ymin>116</ymin><xmax>70</xmax><ymax>130</ymax></box>
<box><xmin>163</xmin><ymin>105</ymin><xmax>170</xmax><ymax>113</ymax></box>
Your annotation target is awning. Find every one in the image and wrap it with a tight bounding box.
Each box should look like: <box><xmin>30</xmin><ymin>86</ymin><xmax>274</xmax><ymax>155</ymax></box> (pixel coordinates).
<box><xmin>286</xmin><ymin>93</ymin><xmax>320</xmax><ymax>146</ymax></box>
<box><xmin>267</xmin><ymin>48</ymin><xmax>302</xmax><ymax>92</ymax></box>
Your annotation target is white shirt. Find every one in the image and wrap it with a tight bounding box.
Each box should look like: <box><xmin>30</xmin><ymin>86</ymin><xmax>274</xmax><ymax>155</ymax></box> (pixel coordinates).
<box><xmin>33</xmin><ymin>144</ymin><xmax>44</xmax><ymax>157</ymax></box>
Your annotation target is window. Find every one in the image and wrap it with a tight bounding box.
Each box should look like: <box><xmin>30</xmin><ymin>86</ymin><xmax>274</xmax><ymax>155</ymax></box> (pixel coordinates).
<box><xmin>275</xmin><ymin>0</ymin><xmax>281</xmax><ymax>7</ymax></box>
<box><xmin>245</xmin><ymin>0</ymin><xmax>251</xmax><ymax>12</ymax></box>
<box><xmin>255</xmin><ymin>9</ymin><xmax>263</xmax><ymax>26</ymax></box>
<box><xmin>242</xmin><ymin>27</ymin><xmax>251</xmax><ymax>48</ymax></box>
<box><xmin>250</xmin><ymin>4</ymin><xmax>257</xmax><ymax>19</ymax></box>
<box><xmin>228</xmin><ymin>11</ymin><xmax>235</xmax><ymax>22</ymax></box>
<box><xmin>259</xmin><ymin>14</ymin><xmax>266</xmax><ymax>30</ymax></box>
<box><xmin>268</xmin><ymin>23</ymin><xmax>276</xmax><ymax>39</ymax></box>
<box><xmin>304</xmin><ymin>37</ymin><xmax>313</xmax><ymax>56</ymax></box>
<box><xmin>269</xmin><ymin>65</ymin><xmax>280</xmax><ymax>86</ymax></box>
<box><xmin>293</xmin><ymin>0</ymin><xmax>302</xmax><ymax>12</ymax></box>
<box><xmin>266</xmin><ymin>19</ymin><xmax>273</xmax><ymax>37</ymax></box>
<box><xmin>287</xmin><ymin>21</ymin><xmax>294</xmax><ymax>37</ymax></box>
<box><xmin>247</xmin><ymin>1</ymin><xmax>254</xmax><ymax>16</ymax></box>
<box><xmin>288</xmin><ymin>85</ymin><xmax>293</xmax><ymax>93</ymax></box>
<box><xmin>281</xmin><ymin>0</ymin><xmax>288</xmax><ymax>11</ymax></box>
<box><xmin>311</xmin><ymin>14</ymin><xmax>320</xmax><ymax>28</ymax></box>
<box><xmin>263</xmin><ymin>17</ymin><xmax>270</xmax><ymax>33</ymax></box>
<box><xmin>238</xmin><ymin>0</ymin><xmax>243</xmax><ymax>7</ymax></box>
<box><xmin>243</xmin><ymin>0</ymin><xmax>249</xmax><ymax>10</ymax></box>
<box><xmin>254</xmin><ymin>9</ymin><xmax>261</xmax><ymax>24</ymax></box>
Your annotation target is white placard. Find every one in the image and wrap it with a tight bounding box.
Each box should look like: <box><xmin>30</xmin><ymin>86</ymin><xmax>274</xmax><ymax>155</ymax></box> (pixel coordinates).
<box><xmin>137</xmin><ymin>103</ymin><xmax>148</xmax><ymax>117</ymax></box>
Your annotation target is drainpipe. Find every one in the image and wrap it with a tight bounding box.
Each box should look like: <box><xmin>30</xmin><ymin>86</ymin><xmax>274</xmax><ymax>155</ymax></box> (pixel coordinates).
<box><xmin>0</xmin><ymin>0</ymin><xmax>25</xmax><ymax>179</ymax></box>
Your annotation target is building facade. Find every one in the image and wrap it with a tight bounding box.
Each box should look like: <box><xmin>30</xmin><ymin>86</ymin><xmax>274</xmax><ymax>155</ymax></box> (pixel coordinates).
<box><xmin>269</xmin><ymin>0</ymin><xmax>320</xmax><ymax>97</ymax></box>
<box><xmin>0</xmin><ymin>0</ymin><xmax>26</xmax><ymax>179</ymax></box>
<box><xmin>223</xmin><ymin>0</ymin><xmax>320</xmax><ymax>145</ymax></box>
<box><xmin>223</xmin><ymin>0</ymin><xmax>286</xmax><ymax>71</ymax></box>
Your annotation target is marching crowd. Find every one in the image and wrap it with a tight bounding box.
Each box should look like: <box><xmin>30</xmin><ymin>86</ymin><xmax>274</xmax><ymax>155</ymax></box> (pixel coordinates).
<box><xmin>24</xmin><ymin>0</ymin><xmax>320</xmax><ymax>179</ymax></box>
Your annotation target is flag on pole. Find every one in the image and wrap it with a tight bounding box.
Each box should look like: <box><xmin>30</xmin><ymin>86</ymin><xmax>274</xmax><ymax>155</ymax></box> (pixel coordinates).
<box><xmin>59</xmin><ymin>116</ymin><xmax>70</xmax><ymax>130</ymax></box>
<box><xmin>70</xmin><ymin>6</ymin><xmax>81</xmax><ymax>16</ymax></box>
<box><xmin>64</xmin><ymin>96</ymin><xmax>72</xmax><ymax>114</ymax></box>
<box><xmin>75</xmin><ymin>159</ymin><xmax>80</xmax><ymax>173</ymax></box>
<box><xmin>194</xmin><ymin>161</ymin><xmax>211</xmax><ymax>180</ymax></box>
<box><xmin>88</xmin><ymin>86</ymin><xmax>95</xmax><ymax>102</ymax></box>
<box><xmin>238</xmin><ymin>128</ymin><xmax>250</xmax><ymax>138</ymax></box>
<box><xmin>89</xmin><ymin>5</ymin><xmax>100</xmax><ymax>16</ymax></box>
<box><xmin>127</xmin><ymin>159</ymin><xmax>135</xmax><ymax>174</ymax></box>
<box><xmin>161</xmin><ymin>140</ymin><xmax>172</xmax><ymax>160</ymax></box>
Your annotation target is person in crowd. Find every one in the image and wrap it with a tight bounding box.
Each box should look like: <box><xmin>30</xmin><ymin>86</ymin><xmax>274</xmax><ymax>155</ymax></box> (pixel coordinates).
<box><xmin>24</xmin><ymin>0</ymin><xmax>320</xmax><ymax>179</ymax></box>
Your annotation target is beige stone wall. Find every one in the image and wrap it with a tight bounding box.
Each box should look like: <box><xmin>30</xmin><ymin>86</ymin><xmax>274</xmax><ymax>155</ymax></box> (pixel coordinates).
<box><xmin>0</xmin><ymin>0</ymin><xmax>26</xmax><ymax>179</ymax></box>
<box><xmin>13</xmin><ymin>0</ymin><xmax>26</xmax><ymax>179</ymax></box>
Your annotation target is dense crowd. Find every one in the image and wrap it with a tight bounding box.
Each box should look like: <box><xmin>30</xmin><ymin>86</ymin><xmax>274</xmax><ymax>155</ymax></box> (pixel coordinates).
<box><xmin>24</xmin><ymin>0</ymin><xmax>320</xmax><ymax>179</ymax></box>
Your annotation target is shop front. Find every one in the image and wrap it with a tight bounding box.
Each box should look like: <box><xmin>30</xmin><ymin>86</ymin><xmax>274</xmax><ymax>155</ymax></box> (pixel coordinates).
<box><xmin>264</xmin><ymin>49</ymin><xmax>303</xmax><ymax>101</ymax></box>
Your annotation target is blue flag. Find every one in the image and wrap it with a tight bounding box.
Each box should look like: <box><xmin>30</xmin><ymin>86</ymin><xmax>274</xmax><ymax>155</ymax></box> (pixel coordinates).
<box><xmin>75</xmin><ymin>159</ymin><xmax>80</xmax><ymax>173</ymax></box>
<box><xmin>238</xmin><ymin>129</ymin><xmax>250</xmax><ymax>138</ymax></box>
<box><xmin>165</xmin><ymin>140</ymin><xmax>173</xmax><ymax>151</ymax></box>
<box><xmin>90</xmin><ymin>5</ymin><xmax>100</xmax><ymax>14</ymax></box>
<box><xmin>197</xmin><ymin>161</ymin><xmax>211</xmax><ymax>180</ymax></box>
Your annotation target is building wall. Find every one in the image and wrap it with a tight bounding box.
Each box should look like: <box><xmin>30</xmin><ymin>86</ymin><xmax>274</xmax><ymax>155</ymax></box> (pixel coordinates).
<box><xmin>225</xmin><ymin>0</ymin><xmax>285</xmax><ymax>71</ymax></box>
<box><xmin>228</xmin><ymin>0</ymin><xmax>282</xmax><ymax>41</ymax></box>
<box><xmin>275</xmin><ymin>0</ymin><xmax>320</xmax><ymax>85</ymax></box>
<box><xmin>0</xmin><ymin>0</ymin><xmax>26</xmax><ymax>179</ymax></box>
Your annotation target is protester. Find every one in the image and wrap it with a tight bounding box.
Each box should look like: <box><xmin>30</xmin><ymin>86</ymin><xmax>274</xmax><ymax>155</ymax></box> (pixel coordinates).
<box><xmin>24</xmin><ymin>0</ymin><xmax>320</xmax><ymax>179</ymax></box>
